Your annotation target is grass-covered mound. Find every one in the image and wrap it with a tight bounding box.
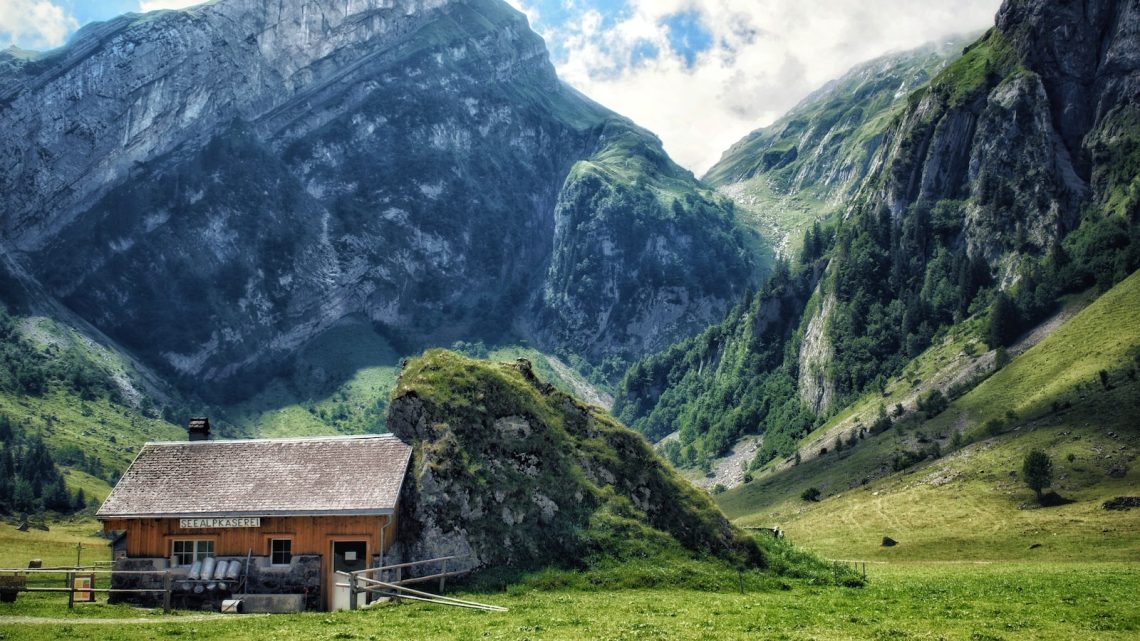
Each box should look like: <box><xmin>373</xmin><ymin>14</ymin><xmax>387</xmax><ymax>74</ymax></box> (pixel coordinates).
<box><xmin>386</xmin><ymin>350</ymin><xmax>771</xmax><ymax>576</ymax></box>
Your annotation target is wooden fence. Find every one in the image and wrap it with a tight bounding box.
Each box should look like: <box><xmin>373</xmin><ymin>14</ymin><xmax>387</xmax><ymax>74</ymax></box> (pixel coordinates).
<box><xmin>833</xmin><ymin>559</ymin><xmax>868</xmax><ymax>581</ymax></box>
<box><xmin>335</xmin><ymin>556</ymin><xmax>506</xmax><ymax>612</ymax></box>
<box><xmin>0</xmin><ymin>567</ymin><xmax>175</xmax><ymax>611</ymax></box>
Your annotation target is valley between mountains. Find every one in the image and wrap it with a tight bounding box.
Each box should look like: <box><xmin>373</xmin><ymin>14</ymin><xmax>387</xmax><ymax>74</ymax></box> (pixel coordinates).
<box><xmin>1</xmin><ymin>0</ymin><xmax>1138</xmax><ymax>638</ymax></box>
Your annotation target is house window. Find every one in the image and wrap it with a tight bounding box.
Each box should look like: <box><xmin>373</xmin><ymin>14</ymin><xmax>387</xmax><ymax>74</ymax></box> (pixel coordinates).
<box><xmin>171</xmin><ymin>540</ymin><xmax>214</xmax><ymax>567</ymax></box>
<box><xmin>270</xmin><ymin>539</ymin><xmax>293</xmax><ymax>565</ymax></box>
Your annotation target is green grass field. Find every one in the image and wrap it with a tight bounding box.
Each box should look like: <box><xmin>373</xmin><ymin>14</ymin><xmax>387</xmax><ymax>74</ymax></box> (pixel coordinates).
<box><xmin>1</xmin><ymin>558</ymin><xmax>1136</xmax><ymax>639</ymax></box>
<box><xmin>0</xmin><ymin>519</ymin><xmax>109</xmax><ymax>569</ymax></box>
<box><xmin>723</xmin><ymin>423</ymin><xmax>1140</xmax><ymax>563</ymax></box>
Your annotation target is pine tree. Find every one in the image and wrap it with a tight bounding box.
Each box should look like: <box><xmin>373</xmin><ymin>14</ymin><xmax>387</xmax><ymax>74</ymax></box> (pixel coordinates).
<box><xmin>0</xmin><ymin>475</ymin><xmax>10</xmax><ymax>514</ymax></box>
<box><xmin>44</xmin><ymin>479</ymin><xmax>72</xmax><ymax>512</ymax></box>
<box><xmin>12</xmin><ymin>478</ymin><xmax>36</xmax><ymax>513</ymax></box>
<box><xmin>1022</xmin><ymin>450</ymin><xmax>1053</xmax><ymax>502</ymax></box>
<box><xmin>987</xmin><ymin>292</ymin><xmax>1018</xmax><ymax>347</ymax></box>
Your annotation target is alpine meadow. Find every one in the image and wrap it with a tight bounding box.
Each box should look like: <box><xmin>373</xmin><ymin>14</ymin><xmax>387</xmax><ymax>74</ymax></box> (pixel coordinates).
<box><xmin>0</xmin><ymin>0</ymin><xmax>1137</xmax><ymax>639</ymax></box>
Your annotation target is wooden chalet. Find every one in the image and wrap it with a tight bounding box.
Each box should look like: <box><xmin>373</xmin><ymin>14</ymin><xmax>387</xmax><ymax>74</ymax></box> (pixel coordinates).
<box><xmin>96</xmin><ymin>428</ymin><xmax>412</xmax><ymax>611</ymax></box>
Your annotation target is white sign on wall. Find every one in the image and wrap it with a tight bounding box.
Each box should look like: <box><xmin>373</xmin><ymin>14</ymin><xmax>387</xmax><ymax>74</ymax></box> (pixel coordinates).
<box><xmin>179</xmin><ymin>517</ymin><xmax>261</xmax><ymax>529</ymax></box>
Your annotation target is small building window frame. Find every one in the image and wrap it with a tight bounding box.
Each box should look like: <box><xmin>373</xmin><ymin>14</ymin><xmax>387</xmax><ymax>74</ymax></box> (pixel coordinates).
<box><xmin>171</xmin><ymin>539</ymin><xmax>214</xmax><ymax>567</ymax></box>
<box><xmin>270</xmin><ymin>538</ymin><xmax>293</xmax><ymax>566</ymax></box>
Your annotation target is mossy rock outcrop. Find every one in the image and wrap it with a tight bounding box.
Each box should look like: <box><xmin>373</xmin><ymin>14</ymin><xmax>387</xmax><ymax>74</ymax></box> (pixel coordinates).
<box><xmin>386</xmin><ymin>349</ymin><xmax>762</xmax><ymax>574</ymax></box>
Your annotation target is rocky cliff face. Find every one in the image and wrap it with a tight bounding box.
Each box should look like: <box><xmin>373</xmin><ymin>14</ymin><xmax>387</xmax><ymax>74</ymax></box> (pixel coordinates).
<box><xmin>800</xmin><ymin>0</ymin><xmax>1139</xmax><ymax>410</ymax></box>
<box><xmin>863</xmin><ymin>0</ymin><xmax>1138</xmax><ymax>267</ymax></box>
<box><xmin>0</xmin><ymin>0</ymin><xmax>756</xmax><ymax>397</ymax></box>
<box><xmin>796</xmin><ymin>285</ymin><xmax>835</xmax><ymax>414</ymax></box>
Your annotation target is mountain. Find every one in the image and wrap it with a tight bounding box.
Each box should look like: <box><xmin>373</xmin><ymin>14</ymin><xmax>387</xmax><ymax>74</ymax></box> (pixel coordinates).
<box><xmin>704</xmin><ymin>36</ymin><xmax>973</xmax><ymax>258</ymax></box>
<box><xmin>615</xmin><ymin>0</ymin><xmax>1140</xmax><ymax>471</ymax></box>
<box><xmin>0</xmin><ymin>0</ymin><xmax>758</xmax><ymax>402</ymax></box>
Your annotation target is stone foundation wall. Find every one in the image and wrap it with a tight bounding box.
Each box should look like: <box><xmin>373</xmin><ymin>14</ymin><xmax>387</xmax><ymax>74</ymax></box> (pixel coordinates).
<box><xmin>109</xmin><ymin>558</ymin><xmax>167</xmax><ymax>607</ymax></box>
<box><xmin>109</xmin><ymin>555</ymin><xmax>322</xmax><ymax>611</ymax></box>
<box><xmin>245</xmin><ymin>555</ymin><xmax>322</xmax><ymax>612</ymax></box>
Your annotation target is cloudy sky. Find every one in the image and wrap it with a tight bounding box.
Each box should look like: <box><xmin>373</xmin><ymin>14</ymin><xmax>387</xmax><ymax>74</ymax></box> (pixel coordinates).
<box><xmin>2</xmin><ymin>0</ymin><xmax>1001</xmax><ymax>173</ymax></box>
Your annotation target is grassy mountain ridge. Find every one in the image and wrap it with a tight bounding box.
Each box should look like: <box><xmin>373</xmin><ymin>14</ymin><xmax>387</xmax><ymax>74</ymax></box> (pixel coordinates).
<box><xmin>0</xmin><ymin>307</ymin><xmax>186</xmax><ymax>514</ymax></box>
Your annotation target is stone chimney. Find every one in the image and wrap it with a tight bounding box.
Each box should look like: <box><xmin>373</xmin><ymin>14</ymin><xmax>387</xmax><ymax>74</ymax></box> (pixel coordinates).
<box><xmin>188</xmin><ymin>417</ymin><xmax>210</xmax><ymax>442</ymax></box>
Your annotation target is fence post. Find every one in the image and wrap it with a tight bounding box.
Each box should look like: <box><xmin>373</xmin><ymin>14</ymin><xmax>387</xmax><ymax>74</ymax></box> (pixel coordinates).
<box><xmin>439</xmin><ymin>559</ymin><xmax>447</xmax><ymax>594</ymax></box>
<box><xmin>163</xmin><ymin>571</ymin><xmax>172</xmax><ymax>614</ymax></box>
<box><xmin>394</xmin><ymin>567</ymin><xmax>402</xmax><ymax>604</ymax></box>
<box><xmin>67</xmin><ymin>571</ymin><xmax>74</xmax><ymax>609</ymax></box>
<box><xmin>349</xmin><ymin>573</ymin><xmax>358</xmax><ymax>611</ymax></box>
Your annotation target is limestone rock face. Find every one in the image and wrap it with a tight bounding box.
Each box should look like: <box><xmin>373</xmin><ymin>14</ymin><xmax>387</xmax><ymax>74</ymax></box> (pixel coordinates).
<box><xmin>865</xmin><ymin>0</ymin><xmax>1139</xmax><ymax>261</ymax></box>
<box><xmin>797</xmin><ymin>285</ymin><xmax>835</xmax><ymax>413</ymax></box>
<box><xmin>0</xmin><ymin>0</ymin><xmax>755</xmax><ymax>397</ymax></box>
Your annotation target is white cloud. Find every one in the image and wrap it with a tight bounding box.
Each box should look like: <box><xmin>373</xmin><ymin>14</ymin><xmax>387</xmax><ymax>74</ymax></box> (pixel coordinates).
<box><xmin>0</xmin><ymin>0</ymin><xmax>79</xmax><ymax>49</ymax></box>
<box><xmin>503</xmin><ymin>0</ymin><xmax>540</xmax><ymax>26</ymax></box>
<box><xmin>138</xmin><ymin>0</ymin><xmax>203</xmax><ymax>12</ymax></box>
<box><xmin>523</xmin><ymin>0</ymin><xmax>1004</xmax><ymax>174</ymax></box>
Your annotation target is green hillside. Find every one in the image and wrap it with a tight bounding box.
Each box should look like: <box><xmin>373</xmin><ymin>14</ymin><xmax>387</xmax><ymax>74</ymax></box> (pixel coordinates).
<box><xmin>718</xmin><ymin>269</ymin><xmax>1140</xmax><ymax>561</ymax></box>
<box><xmin>0</xmin><ymin>309</ymin><xmax>185</xmax><ymax>513</ymax></box>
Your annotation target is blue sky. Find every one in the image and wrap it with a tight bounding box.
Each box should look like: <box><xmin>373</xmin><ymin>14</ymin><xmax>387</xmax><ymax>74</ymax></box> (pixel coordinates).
<box><xmin>512</xmin><ymin>0</ymin><xmax>715</xmax><ymax>71</ymax></box>
<box><xmin>63</xmin><ymin>1</ymin><xmax>140</xmax><ymax>25</ymax></box>
<box><xmin>3</xmin><ymin>0</ymin><xmax>1003</xmax><ymax>172</ymax></box>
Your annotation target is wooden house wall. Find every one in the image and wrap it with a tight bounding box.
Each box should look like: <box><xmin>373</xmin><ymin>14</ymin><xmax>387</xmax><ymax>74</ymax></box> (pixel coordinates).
<box><xmin>101</xmin><ymin>514</ymin><xmax>398</xmax><ymax>560</ymax></box>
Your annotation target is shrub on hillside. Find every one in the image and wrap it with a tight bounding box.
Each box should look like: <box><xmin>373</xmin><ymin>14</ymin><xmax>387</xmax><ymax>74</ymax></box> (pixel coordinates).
<box><xmin>872</xmin><ymin>404</ymin><xmax>893</xmax><ymax>434</ymax></box>
<box><xmin>916</xmin><ymin>389</ymin><xmax>949</xmax><ymax>417</ymax></box>
<box><xmin>984</xmin><ymin>418</ymin><xmax>1005</xmax><ymax>437</ymax></box>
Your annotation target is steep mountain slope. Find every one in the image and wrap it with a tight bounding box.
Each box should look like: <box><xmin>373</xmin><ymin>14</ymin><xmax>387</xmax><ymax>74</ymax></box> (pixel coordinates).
<box><xmin>616</xmin><ymin>0</ymin><xmax>1140</xmax><ymax>469</ymax></box>
<box><xmin>705</xmin><ymin>36</ymin><xmax>973</xmax><ymax>257</ymax></box>
<box><xmin>0</xmin><ymin>0</ymin><xmax>757</xmax><ymax>402</ymax></box>
<box><xmin>718</xmin><ymin>268</ymin><xmax>1140</xmax><ymax>562</ymax></box>
<box><xmin>808</xmin><ymin>0</ymin><xmax>1139</xmax><ymax>411</ymax></box>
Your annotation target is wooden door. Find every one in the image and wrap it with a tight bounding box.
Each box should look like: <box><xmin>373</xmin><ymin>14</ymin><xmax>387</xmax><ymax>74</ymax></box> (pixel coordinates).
<box><xmin>329</xmin><ymin>540</ymin><xmax>368</xmax><ymax>611</ymax></box>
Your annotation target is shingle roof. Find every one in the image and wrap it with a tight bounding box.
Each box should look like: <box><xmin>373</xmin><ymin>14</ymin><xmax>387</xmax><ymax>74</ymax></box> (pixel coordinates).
<box><xmin>97</xmin><ymin>434</ymin><xmax>413</xmax><ymax>518</ymax></box>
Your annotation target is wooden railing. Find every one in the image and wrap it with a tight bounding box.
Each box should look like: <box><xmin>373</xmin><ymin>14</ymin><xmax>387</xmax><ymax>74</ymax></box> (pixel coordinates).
<box><xmin>0</xmin><ymin>567</ymin><xmax>175</xmax><ymax>611</ymax></box>
<box><xmin>335</xmin><ymin>556</ymin><xmax>506</xmax><ymax>612</ymax></box>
